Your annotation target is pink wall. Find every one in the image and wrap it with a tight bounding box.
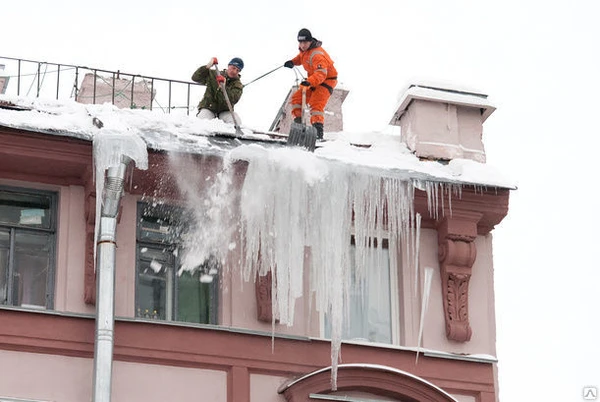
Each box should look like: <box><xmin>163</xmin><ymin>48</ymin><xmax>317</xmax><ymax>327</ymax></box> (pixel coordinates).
<box><xmin>250</xmin><ymin>374</ymin><xmax>288</xmax><ymax>402</ymax></box>
<box><xmin>56</xmin><ymin>184</ymin><xmax>93</xmax><ymax>314</ymax></box>
<box><xmin>0</xmin><ymin>350</ymin><xmax>228</xmax><ymax>402</ymax></box>
<box><xmin>114</xmin><ymin>196</ymin><xmax>138</xmax><ymax>318</ymax></box>
<box><xmin>0</xmin><ymin>350</ymin><xmax>92</xmax><ymax>401</ymax></box>
<box><xmin>0</xmin><ymin>307</ymin><xmax>498</xmax><ymax>401</ymax></box>
<box><xmin>112</xmin><ymin>361</ymin><xmax>227</xmax><ymax>402</ymax></box>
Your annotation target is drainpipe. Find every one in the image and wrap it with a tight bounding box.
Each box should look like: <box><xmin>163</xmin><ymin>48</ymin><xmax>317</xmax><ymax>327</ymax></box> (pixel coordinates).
<box><xmin>92</xmin><ymin>156</ymin><xmax>131</xmax><ymax>402</ymax></box>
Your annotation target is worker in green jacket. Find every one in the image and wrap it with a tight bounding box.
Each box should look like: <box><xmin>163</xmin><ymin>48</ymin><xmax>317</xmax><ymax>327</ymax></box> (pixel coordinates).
<box><xmin>191</xmin><ymin>57</ymin><xmax>244</xmax><ymax>124</ymax></box>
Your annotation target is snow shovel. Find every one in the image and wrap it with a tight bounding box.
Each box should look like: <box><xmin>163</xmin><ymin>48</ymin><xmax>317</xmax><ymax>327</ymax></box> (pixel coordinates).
<box><xmin>287</xmin><ymin>86</ymin><xmax>317</xmax><ymax>152</ymax></box>
<box><xmin>214</xmin><ymin>64</ymin><xmax>244</xmax><ymax>137</ymax></box>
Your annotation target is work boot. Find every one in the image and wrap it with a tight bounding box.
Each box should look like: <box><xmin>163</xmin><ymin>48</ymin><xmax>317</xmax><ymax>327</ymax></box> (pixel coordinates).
<box><xmin>293</xmin><ymin>117</ymin><xmax>302</xmax><ymax>124</ymax></box>
<box><xmin>312</xmin><ymin>123</ymin><xmax>324</xmax><ymax>140</ymax></box>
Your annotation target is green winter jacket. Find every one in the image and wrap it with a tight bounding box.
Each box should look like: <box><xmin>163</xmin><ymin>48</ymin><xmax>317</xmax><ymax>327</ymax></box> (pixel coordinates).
<box><xmin>191</xmin><ymin>66</ymin><xmax>243</xmax><ymax>114</ymax></box>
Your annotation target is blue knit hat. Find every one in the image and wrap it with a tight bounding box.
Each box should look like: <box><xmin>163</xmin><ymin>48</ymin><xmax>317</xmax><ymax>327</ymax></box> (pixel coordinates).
<box><xmin>228</xmin><ymin>57</ymin><xmax>244</xmax><ymax>71</ymax></box>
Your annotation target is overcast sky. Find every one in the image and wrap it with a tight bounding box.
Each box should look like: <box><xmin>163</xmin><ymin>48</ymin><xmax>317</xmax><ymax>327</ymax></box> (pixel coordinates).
<box><xmin>4</xmin><ymin>0</ymin><xmax>600</xmax><ymax>400</ymax></box>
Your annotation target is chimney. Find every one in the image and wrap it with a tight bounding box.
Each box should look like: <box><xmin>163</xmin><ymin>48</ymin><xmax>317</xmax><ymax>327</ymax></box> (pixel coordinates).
<box><xmin>270</xmin><ymin>86</ymin><xmax>349</xmax><ymax>134</ymax></box>
<box><xmin>77</xmin><ymin>73</ymin><xmax>155</xmax><ymax>109</ymax></box>
<box><xmin>0</xmin><ymin>64</ymin><xmax>8</xmax><ymax>95</ymax></box>
<box><xmin>389</xmin><ymin>84</ymin><xmax>495</xmax><ymax>162</ymax></box>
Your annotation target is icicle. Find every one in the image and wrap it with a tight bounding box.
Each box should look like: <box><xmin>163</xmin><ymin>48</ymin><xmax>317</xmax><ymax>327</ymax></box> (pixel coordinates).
<box><xmin>416</xmin><ymin>267</ymin><xmax>434</xmax><ymax>364</ymax></box>
<box><xmin>439</xmin><ymin>183</ymin><xmax>445</xmax><ymax>217</ymax></box>
<box><xmin>233</xmin><ymin>146</ymin><xmax>431</xmax><ymax>389</ymax></box>
<box><xmin>413</xmin><ymin>213</ymin><xmax>421</xmax><ymax>294</ymax></box>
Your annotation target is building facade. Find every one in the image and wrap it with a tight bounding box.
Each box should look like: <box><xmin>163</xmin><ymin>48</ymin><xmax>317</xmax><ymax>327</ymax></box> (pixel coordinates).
<box><xmin>0</xmin><ymin>80</ymin><xmax>510</xmax><ymax>402</ymax></box>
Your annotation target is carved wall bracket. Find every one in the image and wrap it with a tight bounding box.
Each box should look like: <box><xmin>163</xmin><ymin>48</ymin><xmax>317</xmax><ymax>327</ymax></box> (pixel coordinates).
<box><xmin>437</xmin><ymin>213</ymin><xmax>481</xmax><ymax>342</ymax></box>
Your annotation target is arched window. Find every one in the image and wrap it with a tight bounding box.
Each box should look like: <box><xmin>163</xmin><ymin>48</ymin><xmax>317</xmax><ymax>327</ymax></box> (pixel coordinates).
<box><xmin>278</xmin><ymin>364</ymin><xmax>458</xmax><ymax>402</ymax></box>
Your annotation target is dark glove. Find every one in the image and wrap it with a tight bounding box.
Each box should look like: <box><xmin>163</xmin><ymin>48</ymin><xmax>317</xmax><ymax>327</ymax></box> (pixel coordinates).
<box><xmin>216</xmin><ymin>75</ymin><xmax>225</xmax><ymax>85</ymax></box>
<box><xmin>300</xmin><ymin>80</ymin><xmax>310</xmax><ymax>87</ymax></box>
<box><xmin>284</xmin><ymin>60</ymin><xmax>294</xmax><ymax>68</ymax></box>
<box><xmin>206</xmin><ymin>57</ymin><xmax>218</xmax><ymax>68</ymax></box>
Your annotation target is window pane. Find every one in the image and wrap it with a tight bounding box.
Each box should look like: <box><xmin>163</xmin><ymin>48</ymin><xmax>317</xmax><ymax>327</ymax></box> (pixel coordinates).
<box><xmin>136</xmin><ymin>203</ymin><xmax>218</xmax><ymax>324</ymax></box>
<box><xmin>138</xmin><ymin>206</ymin><xmax>185</xmax><ymax>244</ymax></box>
<box><xmin>0</xmin><ymin>230</ymin><xmax>8</xmax><ymax>304</ymax></box>
<box><xmin>13</xmin><ymin>231</ymin><xmax>51</xmax><ymax>308</ymax></box>
<box><xmin>325</xmin><ymin>244</ymin><xmax>392</xmax><ymax>344</ymax></box>
<box><xmin>349</xmin><ymin>247</ymin><xmax>391</xmax><ymax>343</ymax></box>
<box><xmin>0</xmin><ymin>191</ymin><xmax>52</xmax><ymax>229</ymax></box>
<box><xmin>177</xmin><ymin>270</ymin><xmax>213</xmax><ymax>324</ymax></box>
<box><xmin>136</xmin><ymin>246</ymin><xmax>173</xmax><ymax>320</ymax></box>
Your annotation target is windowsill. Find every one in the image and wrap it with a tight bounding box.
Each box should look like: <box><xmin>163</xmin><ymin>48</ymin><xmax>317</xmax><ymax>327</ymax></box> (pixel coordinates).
<box><xmin>0</xmin><ymin>305</ymin><xmax>310</xmax><ymax>342</ymax></box>
<box><xmin>309</xmin><ymin>335</ymin><xmax>498</xmax><ymax>364</ymax></box>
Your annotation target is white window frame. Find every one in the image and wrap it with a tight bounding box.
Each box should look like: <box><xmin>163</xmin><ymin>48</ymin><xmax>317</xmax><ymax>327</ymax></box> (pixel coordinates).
<box><xmin>321</xmin><ymin>234</ymin><xmax>399</xmax><ymax>345</ymax></box>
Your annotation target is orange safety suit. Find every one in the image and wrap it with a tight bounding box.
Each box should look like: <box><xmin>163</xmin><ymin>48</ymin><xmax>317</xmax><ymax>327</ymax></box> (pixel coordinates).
<box><xmin>289</xmin><ymin>40</ymin><xmax>337</xmax><ymax>125</ymax></box>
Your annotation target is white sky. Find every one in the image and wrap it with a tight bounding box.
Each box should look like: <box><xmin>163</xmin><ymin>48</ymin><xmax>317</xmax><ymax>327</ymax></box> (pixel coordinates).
<box><xmin>4</xmin><ymin>0</ymin><xmax>600</xmax><ymax>400</ymax></box>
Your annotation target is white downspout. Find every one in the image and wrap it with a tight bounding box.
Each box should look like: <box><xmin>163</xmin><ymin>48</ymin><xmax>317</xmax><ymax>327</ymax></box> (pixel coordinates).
<box><xmin>92</xmin><ymin>157</ymin><xmax>130</xmax><ymax>402</ymax></box>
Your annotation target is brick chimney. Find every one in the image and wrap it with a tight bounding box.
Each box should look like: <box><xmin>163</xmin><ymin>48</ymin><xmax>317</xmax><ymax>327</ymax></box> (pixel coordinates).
<box><xmin>389</xmin><ymin>84</ymin><xmax>495</xmax><ymax>162</ymax></box>
<box><xmin>77</xmin><ymin>73</ymin><xmax>155</xmax><ymax>109</ymax></box>
<box><xmin>0</xmin><ymin>64</ymin><xmax>8</xmax><ymax>95</ymax></box>
<box><xmin>270</xmin><ymin>86</ymin><xmax>349</xmax><ymax>134</ymax></box>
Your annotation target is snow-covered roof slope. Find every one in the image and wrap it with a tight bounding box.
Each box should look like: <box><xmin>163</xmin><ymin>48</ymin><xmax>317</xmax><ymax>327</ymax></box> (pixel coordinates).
<box><xmin>0</xmin><ymin>95</ymin><xmax>516</xmax><ymax>189</ymax></box>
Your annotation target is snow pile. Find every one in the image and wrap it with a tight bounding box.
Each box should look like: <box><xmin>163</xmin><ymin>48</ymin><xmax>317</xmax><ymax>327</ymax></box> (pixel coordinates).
<box><xmin>0</xmin><ymin>94</ymin><xmax>516</xmax><ymax>189</ymax></box>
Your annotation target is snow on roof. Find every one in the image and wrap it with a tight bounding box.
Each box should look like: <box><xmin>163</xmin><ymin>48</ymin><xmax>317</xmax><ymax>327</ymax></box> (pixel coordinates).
<box><xmin>0</xmin><ymin>94</ymin><xmax>516</xmax><ymax>189</ymax></box>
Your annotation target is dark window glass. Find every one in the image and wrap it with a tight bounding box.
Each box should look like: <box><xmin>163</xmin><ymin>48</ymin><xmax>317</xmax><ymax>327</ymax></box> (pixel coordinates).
<box><xmin>135</xmin><ymin>203</ymin><xmax>218</xmax><ymax>324</ymax></box>
<box><xmin>0</xmin><ymin>187</ymin><xmax>56</xmax><ymax>309</ymax></box>
<box><xmin>0</xmin><ymin>191</ymin><xmax>52</xmax><ymax>229</ymax></box>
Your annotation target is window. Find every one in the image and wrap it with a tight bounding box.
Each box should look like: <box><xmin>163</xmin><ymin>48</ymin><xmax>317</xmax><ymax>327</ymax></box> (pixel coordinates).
<box><xmin>135</xmin><ymin>202</ymin><xmax>218</xmax><ymax>324</ymax></box>
<box><xmin>325</xmin><ymin>238</ymin><xmax>392</xmax><ymax>344</ymax></box>
<box><xmin>0</xmin><ymin>186</ymin><xmax>57</xmax><ymax>309</ymax></box>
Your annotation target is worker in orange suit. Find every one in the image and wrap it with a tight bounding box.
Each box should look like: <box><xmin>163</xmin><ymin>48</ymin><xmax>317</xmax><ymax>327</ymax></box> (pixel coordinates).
<box><xmin>284</xmin><ymin>28</ymin><xmax>338</xmax><ymax>140</ymax></box>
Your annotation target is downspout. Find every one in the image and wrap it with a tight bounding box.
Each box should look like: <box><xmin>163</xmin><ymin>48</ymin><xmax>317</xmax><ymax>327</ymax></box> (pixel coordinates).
<box><xmin>92</xmin><ymin>156</ymin><xmax>131</xmax><ymax>402</ymax></box>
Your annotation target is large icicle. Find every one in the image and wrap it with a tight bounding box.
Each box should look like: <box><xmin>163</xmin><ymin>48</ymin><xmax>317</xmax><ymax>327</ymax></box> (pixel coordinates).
<box><xmin>235</xmin><ymin>146</ymin><xmax>424</xmax><ymax>390</ymax></box>
<box><xmin>416</xmin><ymin>266</ymin><xmax>434</xmax><ymax>364</ymax></box>
<box><xmin>413</xmin><ymin>213</ymin><xmax>422</xmax><ymax>294</ymax></box>
<box><xmin>238</xmin><ymin>146</ymin><xmax>331</xmax><ymax>326</ymax></box>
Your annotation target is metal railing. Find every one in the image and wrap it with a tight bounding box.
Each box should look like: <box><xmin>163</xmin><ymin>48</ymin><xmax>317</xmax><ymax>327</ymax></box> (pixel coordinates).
<box><xmin>0</xmin><ymin>56</ymin><xmax>204</xmax><ymax>116</ymax></box>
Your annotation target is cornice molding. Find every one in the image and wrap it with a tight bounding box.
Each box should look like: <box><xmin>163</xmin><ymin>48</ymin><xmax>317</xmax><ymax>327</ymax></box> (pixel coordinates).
<box><xmin>414</xmin><ymin>187</ymin><xmax>510</xmax><ymax>235</ymax></box>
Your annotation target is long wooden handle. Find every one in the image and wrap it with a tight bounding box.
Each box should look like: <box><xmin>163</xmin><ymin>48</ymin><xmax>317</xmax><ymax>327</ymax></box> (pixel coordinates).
<box><xmin>214</xmin><ymin>65</ymin><xmax>242</xmax><ymax>133</ymax></box>
<box><xmin>301</xmin><ymin>86</ymin><xmax>309</xmax><ymax>126</ymax></box>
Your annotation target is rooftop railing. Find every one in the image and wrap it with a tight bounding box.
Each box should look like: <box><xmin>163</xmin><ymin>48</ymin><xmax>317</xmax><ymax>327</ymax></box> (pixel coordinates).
<box><xmin>0</xmin><ymin>56</ymin><xmax>204</xmax><ymax>116</ymax></box>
